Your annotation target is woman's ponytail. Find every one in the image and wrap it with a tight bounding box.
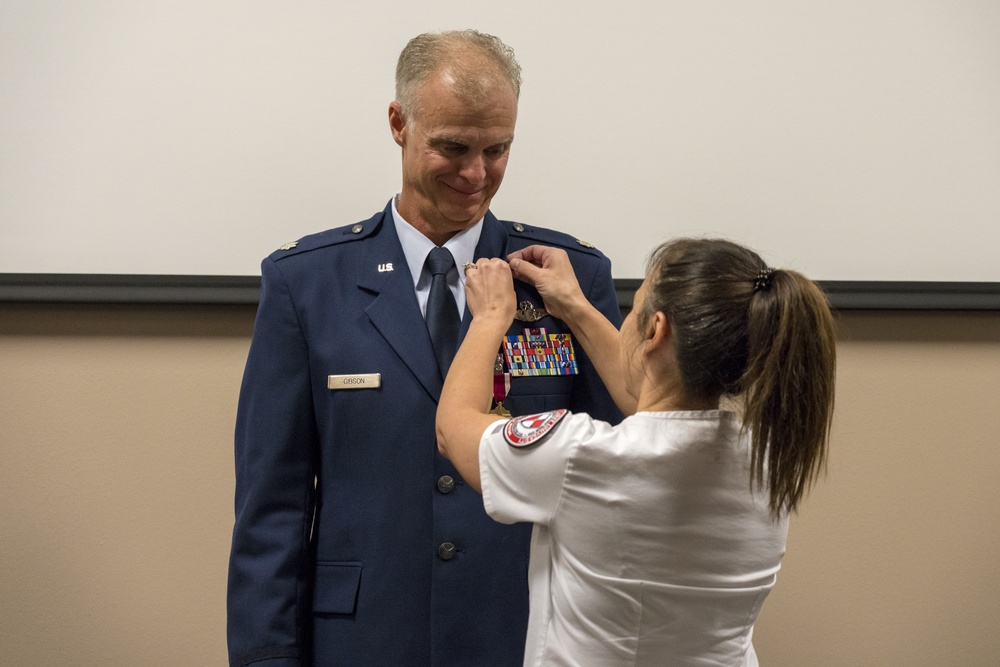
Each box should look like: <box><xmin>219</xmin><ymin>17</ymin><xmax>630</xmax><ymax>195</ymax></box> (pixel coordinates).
<box><xmin>640</xmin><ymin>238</ymin><xmax>837</xmax><ymax>518</ymax></box>
<box><xmin>742</xmin><ymin>270</ymin><xmax>836</xmax><ymax>517</ymax></box>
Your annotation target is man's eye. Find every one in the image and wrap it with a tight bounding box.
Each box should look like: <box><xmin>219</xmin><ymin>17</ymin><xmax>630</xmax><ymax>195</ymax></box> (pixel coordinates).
<box><xmin>485</xmin><ymin>146</ymin><xmax>507</xmax><ymax>159</ymax></box>
<box><xmin>441</xmin><ymin>144</ymin><xmax>466</xmax><ymax>156</ymax></box>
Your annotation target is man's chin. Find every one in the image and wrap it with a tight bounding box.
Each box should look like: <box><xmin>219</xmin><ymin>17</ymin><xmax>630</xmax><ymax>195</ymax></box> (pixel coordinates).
<box><xmin>442</xmin><ymin>203</ymin><xmax>489</xmax><ymax>227</ymax></box>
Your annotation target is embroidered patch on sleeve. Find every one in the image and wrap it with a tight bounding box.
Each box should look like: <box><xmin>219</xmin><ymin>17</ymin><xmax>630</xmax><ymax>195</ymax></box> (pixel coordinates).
<box><xmin>503</xmin><ymin>409</ymin><xmax>568</xmax><ymax>448</ymax></box>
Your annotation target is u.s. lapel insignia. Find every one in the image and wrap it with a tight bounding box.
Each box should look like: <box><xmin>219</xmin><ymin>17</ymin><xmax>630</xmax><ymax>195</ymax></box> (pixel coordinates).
<box><xmin>515</xmin><ymin>300</ymin><xmax>547</xmax><ymax>322</ymax></box>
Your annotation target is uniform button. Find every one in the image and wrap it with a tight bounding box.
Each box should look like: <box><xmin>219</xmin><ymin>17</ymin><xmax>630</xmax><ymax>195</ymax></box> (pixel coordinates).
<box><xmin>437</xmin><ymin>475</ymin><xmax>456</xmax><ymax>494</ymax></box>
<box><xmin>438</xmin><ymin>542</ymin><xmax>456</xmax><ymax>560</ymax></box>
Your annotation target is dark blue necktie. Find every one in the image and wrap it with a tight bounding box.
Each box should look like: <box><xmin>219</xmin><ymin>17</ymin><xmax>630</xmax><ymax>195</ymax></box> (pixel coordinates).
<box><xmin>424</xmin><ymin>246</ymin><xmax>460</xmax><ymax>378</ymax></box>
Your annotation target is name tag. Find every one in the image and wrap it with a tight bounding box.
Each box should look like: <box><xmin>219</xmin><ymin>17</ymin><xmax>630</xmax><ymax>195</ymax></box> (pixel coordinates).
<box><xmin>328</xmin><ymin>373</ymin><xmax>381</xmax><ymax>390</ymax></box>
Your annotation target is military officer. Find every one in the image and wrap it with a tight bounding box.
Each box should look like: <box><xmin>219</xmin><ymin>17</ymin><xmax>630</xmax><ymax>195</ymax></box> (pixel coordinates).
<box><xmin>227</xmin><ymin>29</ymin><xmax>622</xmax><ymax>667</ymax></box>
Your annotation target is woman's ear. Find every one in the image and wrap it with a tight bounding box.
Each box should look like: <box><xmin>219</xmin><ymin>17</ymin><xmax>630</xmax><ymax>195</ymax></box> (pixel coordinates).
<box><xmin>644</xmin><ymin>311</ymin><xmax>672</xmax><ymax>353</ymax></box>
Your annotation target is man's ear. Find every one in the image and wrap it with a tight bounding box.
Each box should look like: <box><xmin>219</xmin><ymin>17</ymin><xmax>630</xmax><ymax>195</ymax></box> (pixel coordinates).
<box><xmin>388</xmin><ymin>102</ymin><xmax>407</xmax><ymax>147</ymax></box>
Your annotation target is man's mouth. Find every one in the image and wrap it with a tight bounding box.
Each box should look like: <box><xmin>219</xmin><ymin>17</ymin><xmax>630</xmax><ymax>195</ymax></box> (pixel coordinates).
<box><xmin>444</xmin><ymin>183</ymin><xmax>483</xmax><ymax>197</ymax></box>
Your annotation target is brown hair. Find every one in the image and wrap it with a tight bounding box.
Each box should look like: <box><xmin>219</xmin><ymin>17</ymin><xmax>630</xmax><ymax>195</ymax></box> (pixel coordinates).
<box><xmin>395</xmin><ymin>29</ymin><xmax>522</xmax><ymax>121</ymax></box>
<box><xmin>637</xmin><ymin>238</ymin><xmax>836</xmax><ymax>517</ymax></box>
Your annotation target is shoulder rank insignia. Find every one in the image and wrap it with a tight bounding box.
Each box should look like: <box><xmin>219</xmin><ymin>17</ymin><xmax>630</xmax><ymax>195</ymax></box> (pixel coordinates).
<box><xmin>278</xmin><ymin>241</ymin><xmax>298</xmax><ymax>251</ymax></box>
<box><xmin>576</xmin><ymin>239</ymin><xmax>595</xmax><ymax>248</ymax></box>
<box><xmin>504</xmin><ymin>409</ymin><xmax>567</xmax><ymax>448</ymax></box>
<box><xmin>515</xmin><ymin>300</ymin><xmax>547</xmax><ymax>322</ymax></box>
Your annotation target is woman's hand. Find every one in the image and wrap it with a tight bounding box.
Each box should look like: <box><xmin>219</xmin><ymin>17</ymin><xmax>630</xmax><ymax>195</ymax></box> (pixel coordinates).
<box><xmin>464</xmin><ymin>258</ymin><xmax>517</xmax><ymax>330</ymax></box>
<box><xmin>507</xmin><ymin>245</ymin><xmax>587</xmax><ymax>322</ymax></box>
<box><xmin>510</xmin><ymin>244</ymin><xmax>637</xmax><ymax>416</ymax></box>
<box><xmin>438</xmin><ymin>258</ymin><xmax>517</xmax><ymax>493</ymax></box>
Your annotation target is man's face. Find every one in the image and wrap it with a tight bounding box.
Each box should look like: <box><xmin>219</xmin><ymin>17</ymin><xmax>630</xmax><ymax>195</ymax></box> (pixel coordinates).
<box><xmin>389</xmin><ymin>72</ymin><xmax>517</xmax><ymax>244</ymax></box>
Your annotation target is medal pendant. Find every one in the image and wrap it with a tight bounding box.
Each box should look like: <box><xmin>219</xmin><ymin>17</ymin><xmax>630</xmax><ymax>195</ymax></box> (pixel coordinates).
<box><xmin>490</xmin><ymin>401</ymin><xmax>512</xmax><ymax>417</ymax></box>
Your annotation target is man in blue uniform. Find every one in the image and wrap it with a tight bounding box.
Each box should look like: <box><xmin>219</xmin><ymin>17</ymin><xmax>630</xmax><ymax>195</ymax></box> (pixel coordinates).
<box><xmin>227</xmin><ymin>29</ymin><xmax>622</xmax><ymax>667</ymax></box>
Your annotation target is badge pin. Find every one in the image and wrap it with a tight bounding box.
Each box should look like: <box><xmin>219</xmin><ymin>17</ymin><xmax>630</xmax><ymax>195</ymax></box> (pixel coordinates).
<box><xmin>514</xmin><ymin>300</ymin><xmax>547</xmax><ymax>322</ymax></box>
<box><xmin>278</xmin><ymin>241</ymin><xmax>298</xmax><ymax>251</ymax></box>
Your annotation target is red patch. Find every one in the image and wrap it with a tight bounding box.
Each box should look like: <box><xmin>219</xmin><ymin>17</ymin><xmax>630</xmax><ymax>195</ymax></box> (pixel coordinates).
<box><xmin>503</xmin><ymin>409</ymin><xmax>568</xmax><ymax>448</ymax></box>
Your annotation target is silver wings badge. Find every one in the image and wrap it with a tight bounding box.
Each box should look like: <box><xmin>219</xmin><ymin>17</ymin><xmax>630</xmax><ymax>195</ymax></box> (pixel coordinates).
<box><xmin>514</xmin><ymin>300</ymin><xmax>547</xmax><ymax>322</ymax></box>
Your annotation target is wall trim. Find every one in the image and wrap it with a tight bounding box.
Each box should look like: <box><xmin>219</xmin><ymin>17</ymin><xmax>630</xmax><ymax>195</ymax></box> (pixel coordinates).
<box><xmin>2</xmin><ymin>274</ymin><xmax>1000</xmax><ymax>311</ymax></box>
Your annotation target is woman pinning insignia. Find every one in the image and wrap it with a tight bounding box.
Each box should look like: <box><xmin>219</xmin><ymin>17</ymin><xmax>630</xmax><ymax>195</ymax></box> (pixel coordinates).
<box><xmin>436</xmin><ymin>238</ymin><xmax>836</xmax><ymax>666</ymax></box>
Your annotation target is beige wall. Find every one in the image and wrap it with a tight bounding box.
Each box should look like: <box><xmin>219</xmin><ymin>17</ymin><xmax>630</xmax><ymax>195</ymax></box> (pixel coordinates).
<box><xmin>2</xmin><ymin>304</ymin><xmax>999</xmax><ymax>666</ymax></box>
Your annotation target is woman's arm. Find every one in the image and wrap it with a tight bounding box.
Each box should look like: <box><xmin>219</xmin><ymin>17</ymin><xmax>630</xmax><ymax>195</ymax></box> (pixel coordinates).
<box><xmin>508</xmin><ymin>245</ymin><xmax>637</xmax><ymax>415</ymax></box>
<box><xmin>436</xmin><ymin>258</ymin><xmax>516</xmax><ymax>492</ymax></box>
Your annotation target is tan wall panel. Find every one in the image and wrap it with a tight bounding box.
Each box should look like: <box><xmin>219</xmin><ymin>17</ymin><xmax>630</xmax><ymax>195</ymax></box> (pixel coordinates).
<box><xmin>754</xmin><ymin>312</ymin><xmax>1000</xmax><ymax>666</ymax></box>
<box><xmin>2</xmin><ymin>305</ymin><xmax>998</xmax><ymax>666</ymax></box>
<box><xmin>1</xmin><ymin>305</ymin><xmax>252</xmax><ymax>666</ymax></box>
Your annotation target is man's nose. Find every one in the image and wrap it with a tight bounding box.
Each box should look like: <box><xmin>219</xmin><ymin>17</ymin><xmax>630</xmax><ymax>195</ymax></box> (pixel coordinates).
<box><xmin>459</xmin><ymin>154</ymin><xmax>487</xmax><ymax>184</ymax></box>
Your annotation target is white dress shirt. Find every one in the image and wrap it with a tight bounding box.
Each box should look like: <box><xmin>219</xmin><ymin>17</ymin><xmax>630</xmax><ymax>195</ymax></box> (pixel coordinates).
<box><xmin>391</xmin><ymin>195</ymin><xmax>483</xmax><ymax>320</ymax></box>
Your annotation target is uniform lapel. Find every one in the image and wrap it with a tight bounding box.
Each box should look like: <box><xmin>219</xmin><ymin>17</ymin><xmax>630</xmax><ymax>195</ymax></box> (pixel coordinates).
<box><xmin>465</xmin><ymin>214</ymin><xmax>548</xmax><ymax>340</ymax></box>
<box><xmin>357</xmin><ymin>209</ymin><xmax>443</xmax><ymax>400</ymax></box>
<box><xmin>359</xmin><ymin>210</ymin><xmax>524</xmax><ymax>401</ymax></box>
<box><xmin>460</xmin><ymin>213</ymin><xmax>510</xmax><ymax>337</ymax></box>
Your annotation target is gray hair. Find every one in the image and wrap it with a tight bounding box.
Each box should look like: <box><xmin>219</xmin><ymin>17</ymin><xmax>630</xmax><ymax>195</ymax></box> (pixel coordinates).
<box><xmin>395</xmin><ymin>29</ymin><xmax>522</xmax><ymax>120</ymax></box>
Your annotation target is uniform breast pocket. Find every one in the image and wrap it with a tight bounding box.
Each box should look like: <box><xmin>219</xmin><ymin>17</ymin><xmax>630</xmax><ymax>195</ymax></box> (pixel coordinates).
<box><xmin>503</xmin><ymin>375</ymin><xmax>572</xmax><ymax>416</ymax></box>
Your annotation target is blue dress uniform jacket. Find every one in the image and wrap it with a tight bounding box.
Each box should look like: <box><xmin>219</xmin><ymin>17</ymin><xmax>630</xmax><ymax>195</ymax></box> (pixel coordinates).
<box><xmin>227</xmin><ymin>201</ymin><xmax>623</xmax><ymax>667</ymax></box>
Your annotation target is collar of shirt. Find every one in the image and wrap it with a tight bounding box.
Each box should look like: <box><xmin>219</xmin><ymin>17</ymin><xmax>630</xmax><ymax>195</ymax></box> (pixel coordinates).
<box><xmin>391</xmin><ymin>195</ymin><xmax>484</xmax><ymax>317</ymax></box>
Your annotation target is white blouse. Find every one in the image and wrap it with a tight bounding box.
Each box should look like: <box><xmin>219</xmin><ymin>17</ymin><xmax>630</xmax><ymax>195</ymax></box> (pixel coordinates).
<box><xmin>479</xmin><ymin>410</ymin><xmax>789</xmax><ymax>667</ymax></box>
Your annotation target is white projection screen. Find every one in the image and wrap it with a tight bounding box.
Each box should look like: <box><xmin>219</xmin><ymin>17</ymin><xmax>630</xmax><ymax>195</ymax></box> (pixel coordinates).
<box><xmin>2</xmin><ymin>1</ymin><xmax>999</xmax><ymax>305</ymax></box>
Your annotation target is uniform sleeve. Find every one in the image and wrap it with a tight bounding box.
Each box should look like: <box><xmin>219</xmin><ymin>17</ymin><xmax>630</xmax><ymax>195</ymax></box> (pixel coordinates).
<box><xmin>569</xmin><ymin>251</ymin><xmax>624</xmax><ymax>425</ymax></box>
<box><xmin>227</xmin><ymin>258</ymin><xmax>317</xmax><ymax>667</ymax></box>
<box><xmin>478</xmin><ymin>411</ymin><xmax>597</xmax><ymax>526</ymax></box>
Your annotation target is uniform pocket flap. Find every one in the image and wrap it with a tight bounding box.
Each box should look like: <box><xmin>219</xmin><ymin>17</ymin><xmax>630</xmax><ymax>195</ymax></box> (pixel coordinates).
<box><xmin>506</xmin><ymin>375</ymin><xmax>571</xmax><ymax>397</ymax></box>
<box><xmin>312</xmin><ymin>562</ymin><xmax>362</xmax><ymax>614</ymax></box>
